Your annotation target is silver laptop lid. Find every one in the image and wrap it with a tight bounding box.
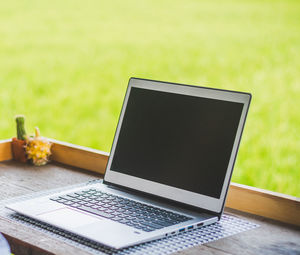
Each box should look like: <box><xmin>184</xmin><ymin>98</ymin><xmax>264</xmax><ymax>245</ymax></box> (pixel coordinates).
<box><xmin>104</xmin><ymin>78</ymin><xmax>251</xmax><ymax>213</ymax></box>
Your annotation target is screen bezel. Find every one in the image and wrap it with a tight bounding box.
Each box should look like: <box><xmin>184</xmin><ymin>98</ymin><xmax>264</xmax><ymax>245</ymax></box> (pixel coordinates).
<box><xmin>104</xmin><ymin>78</ymin><xmax>251</xmax><ymax>213</ymax></box>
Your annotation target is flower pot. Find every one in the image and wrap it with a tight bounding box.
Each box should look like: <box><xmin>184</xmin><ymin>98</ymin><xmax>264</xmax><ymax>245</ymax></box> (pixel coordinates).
<box><xmin>11</xmin><ymin>137</ymin><xmax>27</xmax><ymax>163</ymax></box>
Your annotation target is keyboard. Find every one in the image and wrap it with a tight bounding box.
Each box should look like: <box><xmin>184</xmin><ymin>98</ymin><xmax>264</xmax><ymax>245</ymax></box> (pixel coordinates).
<box><xmin>50</xmin><ymin>188</ymin><xmax>192</xmax><ymax>232</ymax></box>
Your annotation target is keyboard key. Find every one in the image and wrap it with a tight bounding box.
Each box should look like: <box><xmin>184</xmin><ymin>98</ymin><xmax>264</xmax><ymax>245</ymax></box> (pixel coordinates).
<box><xmin>77</xmin><ymin>206</ymin><xmax>113</xmax><ymax>219</ymax></box>
<box><xmin>62</xmin><ymin>201</ymin><xmax>73</xmax><ymax>206</ymax></box>
<box><xmin>70</xmin><ymin>203</ymin><xmax>81</xmax><ymax>208</ymax></box>
<box><xmin>112</xmin><ymin>216</ymin><xmax>122</xmax><ymax>221</ymax></box>
<box><xmin>118</xmin><ymin>219</ymin><xmax>130</xmax><ymax>224</ymax></box>
<box><xmin>67</xmin><ymin>194</ymin><xmax>79</xmax><ymax>198</ymax></box>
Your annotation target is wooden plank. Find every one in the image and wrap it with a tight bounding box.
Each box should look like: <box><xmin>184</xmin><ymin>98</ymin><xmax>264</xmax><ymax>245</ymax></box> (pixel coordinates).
<box><xmin>226</xmin><ymin>183</ymin><xmax>300</xmax><ymax>226</ymax></box>
<box><xmin>3</xmin><ymin>228</ymin><xmax>55</xmax><ymax>255</ymax></box>
<box><xmin>50</xmin><ymin>139</ymin><xmax>109</xmax><ymax>174</ymax></box>
<box><xmin>0</xmin><ymin>161</ymin><xmax>102</xmax><ymax>200</ymax></box>
<box><xmin>0</xmin><ymin>139</ymin><xmax>12</xmax><ymax>161</ymax></box>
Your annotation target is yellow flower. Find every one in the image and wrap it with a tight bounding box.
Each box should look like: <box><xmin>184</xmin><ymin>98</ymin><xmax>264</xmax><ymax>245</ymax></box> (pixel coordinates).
<box><xmin>25</xmin><ymin>127</ymin><xmax>52</xmax><ymax>166</ymax></box>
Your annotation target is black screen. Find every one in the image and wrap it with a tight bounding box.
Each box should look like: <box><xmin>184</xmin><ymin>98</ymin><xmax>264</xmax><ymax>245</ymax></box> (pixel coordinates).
<box><xmin>111</xmin><ymin>87</ymin><xmax>243</xmax><ymax>199</ymax></box>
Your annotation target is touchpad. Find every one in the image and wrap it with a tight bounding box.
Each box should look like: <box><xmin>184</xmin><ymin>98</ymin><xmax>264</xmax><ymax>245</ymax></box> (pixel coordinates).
<box><xmin>38</xmin><ymin>208</ymin><xmax>102</xmax><ymax>229</ymax></box>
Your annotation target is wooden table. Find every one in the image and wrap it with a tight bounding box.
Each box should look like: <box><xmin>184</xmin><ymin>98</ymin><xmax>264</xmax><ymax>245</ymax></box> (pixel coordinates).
<box><xmin>0</xmin><ymin>139</ymin><xmax>299</xmax><ymax>255</ymax></box>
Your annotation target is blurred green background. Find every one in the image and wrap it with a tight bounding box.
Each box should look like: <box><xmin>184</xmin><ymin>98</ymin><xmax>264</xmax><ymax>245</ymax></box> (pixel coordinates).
<box><xmin>0</xmin><ymin>0</ymin><xmax>299</xmax><ymax>196</ymax></box>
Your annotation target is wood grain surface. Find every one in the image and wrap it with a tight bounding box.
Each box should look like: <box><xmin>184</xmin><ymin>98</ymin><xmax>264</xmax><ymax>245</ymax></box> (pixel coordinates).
<box><xmin>50</xmin><ymin>139</ymin><xmax>109</xmax><ymax>174</ymax></box>
<box><xmin>0</xmin><ymin>139</ymin><xmax>12</xmax><ymax>161</ymax></box>
<box><xmin>0</xmin><ymin>161</ymin><xmax>299</xmax><ymax>255</ymax></box>
<box><xmin>226</xmin><ymin>183</ymin><xmax>300</xmax><ymax>227</ymax></box>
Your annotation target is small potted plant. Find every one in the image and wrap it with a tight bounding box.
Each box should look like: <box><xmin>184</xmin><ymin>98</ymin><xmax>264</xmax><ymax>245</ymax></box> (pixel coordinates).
<box><xmin>11</xmin><ymin>115</ymin><xmax>52</xmax><ymax>166</ymax></box>
<box><xmin>11</xmin><ymin>115</ymin><xmax>27</xmax><ymax>163</ymax></box>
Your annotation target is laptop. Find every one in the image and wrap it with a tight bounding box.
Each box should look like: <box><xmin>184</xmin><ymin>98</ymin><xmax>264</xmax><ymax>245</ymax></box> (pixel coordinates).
<box><xmin>6</xmin><ymin>77</ymin><xmax>251</xmax><ymax>249</ymax></box>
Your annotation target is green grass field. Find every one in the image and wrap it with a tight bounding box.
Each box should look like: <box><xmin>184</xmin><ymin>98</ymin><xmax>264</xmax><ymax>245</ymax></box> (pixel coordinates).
<box><xmin>0</xmin><ymin>0</ymin><xmax>299</xmax><ymax>197</ymax></box>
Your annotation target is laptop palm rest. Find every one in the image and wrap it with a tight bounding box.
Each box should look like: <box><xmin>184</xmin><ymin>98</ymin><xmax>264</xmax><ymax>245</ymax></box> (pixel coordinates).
<box><xmin>38</xmin><ymin>207</ymin><xmax>147</xmax><ymax>248</ymax></box>
<box><xmin>38</xmin><ymin>208</ymin><xmax>102</xmax><ymax>229</ymax></box>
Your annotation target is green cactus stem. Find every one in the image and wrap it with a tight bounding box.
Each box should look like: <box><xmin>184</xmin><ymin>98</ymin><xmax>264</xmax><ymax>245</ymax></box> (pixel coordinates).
<box><xmin>15</xmin><ymin>115</ymin><xmax>27</xmax><ymax>140</ymax></box>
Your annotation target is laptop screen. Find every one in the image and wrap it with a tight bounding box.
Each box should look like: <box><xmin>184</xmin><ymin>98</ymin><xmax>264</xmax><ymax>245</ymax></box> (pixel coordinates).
<box><xmin>110</xmin><ymin>87</ymin><xmax>243</xmax><ymax>199</ymax></box>
<box><xmin>105</xmin><ymin>78</ymin><xmax>251</xmax><ymax>213</ymax></box>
